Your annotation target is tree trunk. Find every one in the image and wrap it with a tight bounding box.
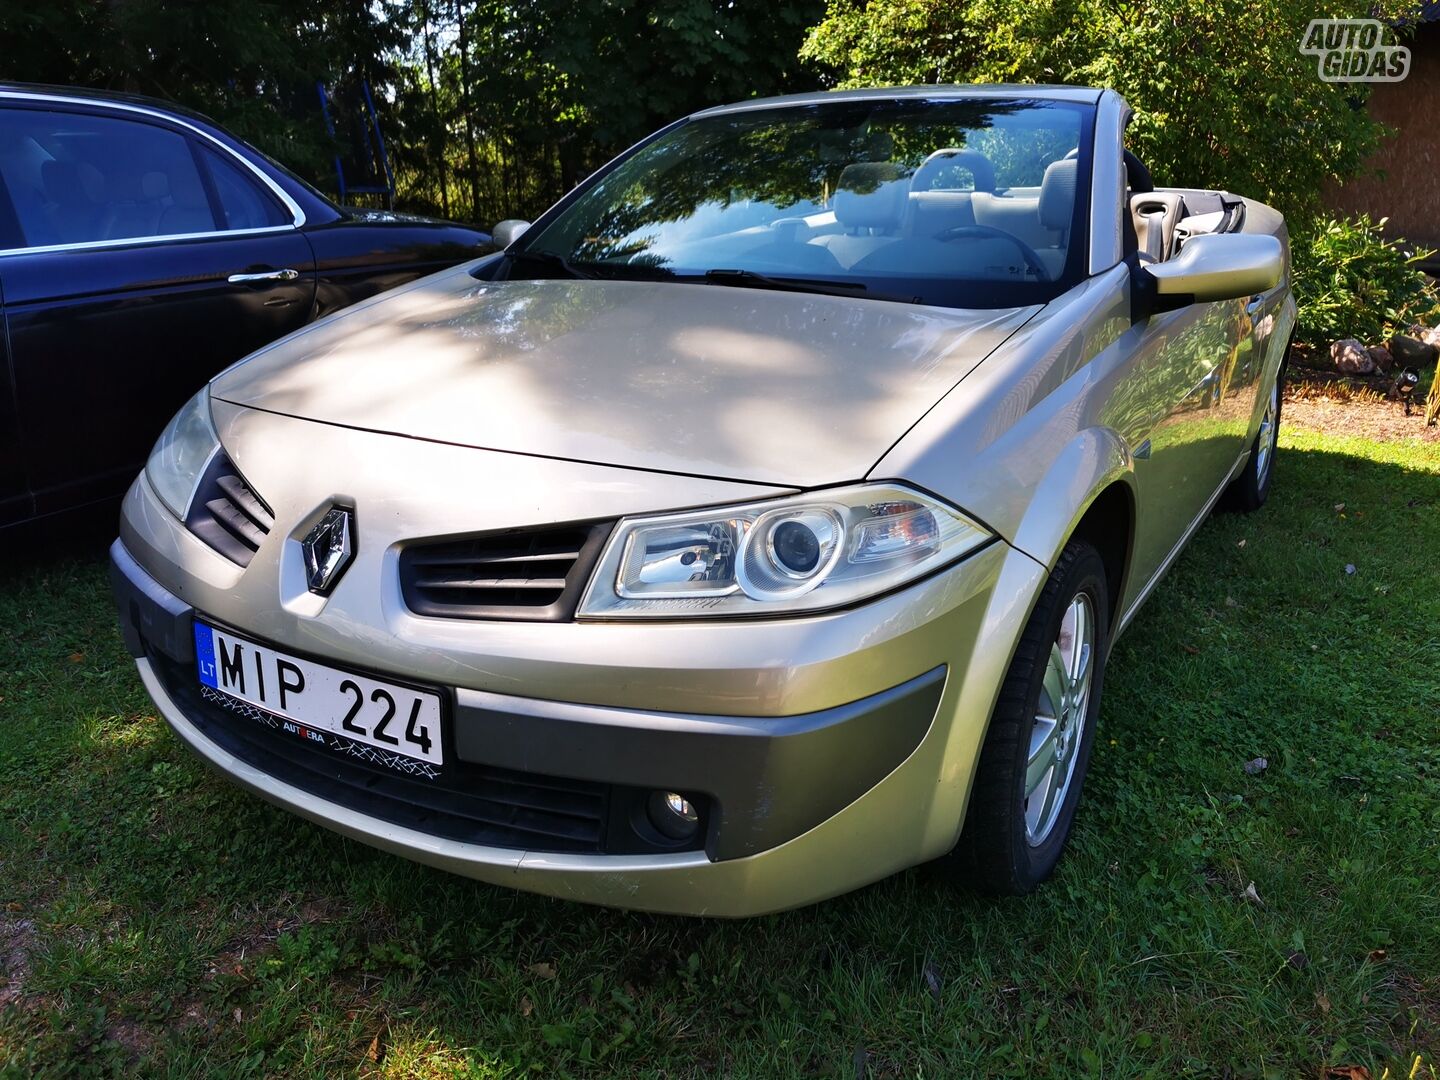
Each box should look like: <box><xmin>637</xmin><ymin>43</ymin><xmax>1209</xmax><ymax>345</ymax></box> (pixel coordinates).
<box><xmin>452</xmin><ymin>0</ymin><xmax>482</xmax><ymax>221</ymax></box>
<box><xmin>419</xmin><ymin>0</ymin><xmax>449</xmax><ymax>218</ymax></box>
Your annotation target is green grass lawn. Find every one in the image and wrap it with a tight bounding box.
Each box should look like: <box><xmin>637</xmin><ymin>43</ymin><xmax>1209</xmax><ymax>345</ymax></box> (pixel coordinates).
<box><xmin>3</xmin><ymin>427</ymin><xmax>1439</xmax><ymax>1078</ymax></box>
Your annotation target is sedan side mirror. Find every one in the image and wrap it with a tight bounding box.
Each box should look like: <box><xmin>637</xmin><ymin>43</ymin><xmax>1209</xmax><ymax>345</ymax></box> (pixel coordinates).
<box><xmin>1146</xmin><ymin>233</ymin><xmax>1283</xmax><ymax>302</ymax></box>
<box><xmin>492</xmin><ymin>219</ymin><xmax>531</xmax><ymax>248</ymax></box>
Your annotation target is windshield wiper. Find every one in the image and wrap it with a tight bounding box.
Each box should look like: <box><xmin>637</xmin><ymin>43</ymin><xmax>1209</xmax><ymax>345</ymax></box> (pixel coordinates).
<box><xmin>498</xmin><ymin>249</ymin><xmax>684</xmax><ymax>283</ymax></box>
<box><xmin>700</xmin><ymin>268</ymin><xmax>918</xmax><ymax>304</ymax></box>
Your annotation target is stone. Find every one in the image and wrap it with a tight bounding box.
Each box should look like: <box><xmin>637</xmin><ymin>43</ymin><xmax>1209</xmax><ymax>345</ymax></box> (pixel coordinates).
<box><xmin>1330</xmin><ymin>338</ymin><xmax>1374</xmax><ymax>374</ymax></box>
<box><xmin>1366</xmin><ymin>345</ymin><xmax>1394</xmax><ymax>372</ymax></box>
<box><xmin>1405</xmin><ymin>323</ymin><xmax>1440</xmax><ymax>348</ymax></box>
<box><xmin>1388</xmin><ymin>334</ymin><xmax>1439</xmax><ymax>367</ymax></box>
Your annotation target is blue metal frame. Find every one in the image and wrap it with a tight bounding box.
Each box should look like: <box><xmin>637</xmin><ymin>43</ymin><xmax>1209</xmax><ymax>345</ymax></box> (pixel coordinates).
<box><xmin>316</xmin><ymin>80</ymin><xmax>395</xmax><ymax>208</ymax></box>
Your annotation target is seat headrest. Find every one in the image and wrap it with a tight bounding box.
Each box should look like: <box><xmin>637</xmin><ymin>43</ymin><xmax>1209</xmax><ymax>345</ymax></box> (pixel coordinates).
<box><xmin>911</xmin><ymin>148</ymin><xmax>996</xmax><ymax>194</ymax></box>
<box><xmin>41</xmin><ymin>159</ymin><xmax>104</xmax><ymax>205</ymax></box>
<box><xmin>833</xmin><ymin>162</ymin><xmax>908</xmax><ymax>231</ymax></box>
<box><xmin>1039</xmin><ymin>158</ymin><xmax>1078</xmax><ymax>231</ymax></box>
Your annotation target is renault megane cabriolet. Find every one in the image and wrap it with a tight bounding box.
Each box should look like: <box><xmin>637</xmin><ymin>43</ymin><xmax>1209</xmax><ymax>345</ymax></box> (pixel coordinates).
<box><xmin>111</xmin><ymin>85</ymin><xmax>1293</xmax><ymax>916</ymax></box>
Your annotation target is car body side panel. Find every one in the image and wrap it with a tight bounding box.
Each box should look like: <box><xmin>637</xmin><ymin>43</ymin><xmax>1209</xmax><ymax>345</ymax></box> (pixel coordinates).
<box><xmin>872</xmin><ymin>263</ymin><xmax>1139</xmax><ymax>561</ymax></box>
<box><xmin>2</xmin><ymin>230</ymin><xmax>316</xmax><ymax>514</ymax></box>
<box><xmin>0</xmin><ymin>273</ymin><xmax>30</xmax><ymax>526</ymax></box>
<box><xmin>878</xmin><ymin>205</ymin><xmax>1291</xmax><ymax>626</ymax></box>
<box><xmin>302</xmin><ymin>218</ymin><xmax>493</xmax><ymax>318</ymax></box>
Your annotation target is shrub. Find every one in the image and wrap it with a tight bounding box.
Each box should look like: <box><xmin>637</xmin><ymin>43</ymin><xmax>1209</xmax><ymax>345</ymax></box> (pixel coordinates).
<box><xmin>1290</xmin><ymin>215</ymin><xmax>1440</xmax><ymax>351</ymax></box>
<box><xmin>800</xmin><ymin>0</ymin><xmax>1421</xmax><ymax>224</ymax></box>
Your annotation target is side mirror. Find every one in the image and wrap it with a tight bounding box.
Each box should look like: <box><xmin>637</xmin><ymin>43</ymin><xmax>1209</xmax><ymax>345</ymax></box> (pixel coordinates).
<box><xmin>492</xmin><ymin>219</ymin><xmax>531</xmax><ymax>248</ymax></box>
<box><xmin>1146</xmin><ymin>233</ymin><xmax>1283</xmax><ymax>302</ymax></box>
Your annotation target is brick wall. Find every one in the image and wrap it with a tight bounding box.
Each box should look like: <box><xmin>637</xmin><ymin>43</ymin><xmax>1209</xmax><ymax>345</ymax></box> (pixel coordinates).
<box><xmin>1323</xmin><ymin>21</ymin><xmax>1440</xmax><ymax>261</ymax></box>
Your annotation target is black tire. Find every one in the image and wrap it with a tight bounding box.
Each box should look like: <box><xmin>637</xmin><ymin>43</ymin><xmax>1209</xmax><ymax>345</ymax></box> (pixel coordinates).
<box><xmin>1220</xmin><ymin>362</ymin><xmax>1284</xmax><ymax>513</ymax></box>
<box><xmin>942</xmin><ymin>540</ymin><xmax>1110</xmax><ymax>895</ymax></box>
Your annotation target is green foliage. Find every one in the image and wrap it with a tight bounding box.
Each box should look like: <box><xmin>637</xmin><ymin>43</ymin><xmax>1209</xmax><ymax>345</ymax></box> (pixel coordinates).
<box><xmin>800</xmin><ymin>0</ymin><xmax>1421</xmax><ymax>224</ymax></box>
<box><xmin>0</xmin><ymin>0</ymin><xmax>825</xmax><ymax>225</ymax></box>
<box><xmin>0</xmin><ymin>0</ymin><xmax>407</xmax><ymax>182</ymax></box>
<box><xmin>1290</xmin><ymin>214</ymin><xmax>1440</xmax><ymax>350</ymax></box>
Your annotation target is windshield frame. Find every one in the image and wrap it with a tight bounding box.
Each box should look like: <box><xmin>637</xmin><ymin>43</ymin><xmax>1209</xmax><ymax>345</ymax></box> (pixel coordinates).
<box><xmin>503</xmin><ymin>95</ymin><xmax>1097</xmax><ymax>309</ymax></box>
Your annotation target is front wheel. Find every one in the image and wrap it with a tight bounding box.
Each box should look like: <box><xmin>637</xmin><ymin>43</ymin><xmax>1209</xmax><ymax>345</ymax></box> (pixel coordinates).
<box><xmin>943</xmin><ymin>539</ymin><xmax>1110</xmax><ymax>894</ymax></box>
<box><xmin>1221</xmin><ymin>363</ymin><xmax>1284</xmax><ymax>513</ymax></box>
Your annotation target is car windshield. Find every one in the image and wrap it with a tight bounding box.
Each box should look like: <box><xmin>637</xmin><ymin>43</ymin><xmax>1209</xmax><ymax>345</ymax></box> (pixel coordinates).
<box><xmin>512</xmin><ymin>97</ymin><xmax>1094</xmax><ymax>308</ymax></box>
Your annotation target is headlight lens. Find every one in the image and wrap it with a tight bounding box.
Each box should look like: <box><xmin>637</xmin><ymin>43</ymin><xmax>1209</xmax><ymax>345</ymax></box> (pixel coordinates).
<box><xmin>145</xmin><ymin>388</ymin><xmax>220</xmax><ymax>520</ymax></box>
<box><xmin>579</xmin><ymin>484</ymin><xmax>992</xmax><ymax>618</ymax></box>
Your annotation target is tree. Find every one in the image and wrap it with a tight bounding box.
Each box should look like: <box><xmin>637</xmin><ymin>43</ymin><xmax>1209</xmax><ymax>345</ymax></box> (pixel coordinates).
<box><xmin>0</xmin><ymin>0</ymin><xmax>826</xmax><ymax>225</ymax></box>
<box><xmin>800</xmin><ymin>0</ymin><xmax>1421</xmax><ymax>223</ymax></box>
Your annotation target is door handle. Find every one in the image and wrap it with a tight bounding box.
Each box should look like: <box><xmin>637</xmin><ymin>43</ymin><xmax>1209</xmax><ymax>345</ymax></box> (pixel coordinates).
<box><xmin>228</xmin><ymin>268</ymin><xmax>300</xmax><ymax>284</ymax></box>
<box><xmin>1245</xmin><ymin>293</ymin><xmax>1265</xmax><ymax>316</ymax></box>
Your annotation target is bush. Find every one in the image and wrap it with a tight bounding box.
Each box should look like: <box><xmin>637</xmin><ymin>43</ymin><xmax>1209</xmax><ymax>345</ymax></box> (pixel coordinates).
<box><xmin>800</xmin><ymin>0</ymin><xmax>1420</xmax><ymax>224</ymax></box>
<box><xmin>1290</xmin><ymin>215</ymin><xmax>1440</xmax><ymax>351</ymax></box>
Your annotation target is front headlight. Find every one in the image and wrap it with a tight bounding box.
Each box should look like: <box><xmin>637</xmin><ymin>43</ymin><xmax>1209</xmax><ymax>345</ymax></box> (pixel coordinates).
<box><xmin>577</xmin><ymin>484</ymin><xmax>992</xmax><ymax>619</ymax></box>
<box><xmin>145</xmin><ymin>388</ymin><xmax>220</xmax><ymax>520</ymax></box>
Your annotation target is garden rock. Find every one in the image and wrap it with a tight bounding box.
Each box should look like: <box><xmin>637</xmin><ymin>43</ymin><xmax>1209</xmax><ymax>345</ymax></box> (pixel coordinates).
<box><xmin>1330</xmin><ymin>339</ymin><xmax>1374</xmax><ymax>374</ymax></box>
<box><xmin>1407</xmin><ymin>323</ymin><xmax>1440</xmax><ymax>349</ymax></box>
<box><xmin>1366</xmin><ymin>345</ymin><xmax>1393</xmax><ymax>372</ymax></box>
<box><xmin>1388</xmin><ymin>334</ymin><xmax>1438</xmax><ymax>367</ymax></box>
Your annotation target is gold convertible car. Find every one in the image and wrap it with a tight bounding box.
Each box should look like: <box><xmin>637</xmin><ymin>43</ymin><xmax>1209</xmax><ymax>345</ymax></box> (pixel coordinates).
<box><xmin>111</xmin><ymin>85</ymin><xmax>1292</xmax><ymax>916</ymax></box>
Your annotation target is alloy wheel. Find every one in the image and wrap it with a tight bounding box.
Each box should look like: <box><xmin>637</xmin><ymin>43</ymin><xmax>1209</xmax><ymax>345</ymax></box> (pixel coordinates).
<box><xmin>1255</xmin><ymin>378</ymin><xmax>1278</xmax><ymax>487</ymax></box>
<box><xmin>1025</xmin><ymin>592</ymin><xmax>1095</xmax><ymax>845</ymax></box>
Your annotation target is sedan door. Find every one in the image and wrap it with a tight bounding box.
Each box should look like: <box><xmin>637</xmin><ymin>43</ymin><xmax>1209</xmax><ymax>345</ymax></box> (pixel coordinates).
<box><xmin>0</xmin><ymin>273</ymin><xmax>30</xmax><ymax>527</ymax></box>
<box><xmin>0</xmin><ymin>102</ymin><xmax>316</xmax><ymax>518</ymax></box>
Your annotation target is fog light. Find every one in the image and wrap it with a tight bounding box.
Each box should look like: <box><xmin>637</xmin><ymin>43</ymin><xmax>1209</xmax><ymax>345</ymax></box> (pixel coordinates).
<box><xmin>647</xmin><ymin>790</ymin><xmax>700</xmax><ymax>841</ymax></box>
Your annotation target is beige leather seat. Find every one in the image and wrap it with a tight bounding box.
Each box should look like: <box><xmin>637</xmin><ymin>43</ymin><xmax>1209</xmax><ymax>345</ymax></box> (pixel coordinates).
<box><xmin>1128</xmin><ymin>191</ymin><xmax>1185</xmax><ymax>262</ymax></box>
<box><xmin>971</xmin><ymin>190</ymin><xmax>1047</xmax><ymax>250</ymax></box>
<box><xmin>813</xmin><ymin>162</ymin><xmax>909</xmax><ymax>268</ymax></box>
<box><xmin>1034</xmin><ymin>158</ymin><xmax>1078</xmax><ymax>277</ymax></box>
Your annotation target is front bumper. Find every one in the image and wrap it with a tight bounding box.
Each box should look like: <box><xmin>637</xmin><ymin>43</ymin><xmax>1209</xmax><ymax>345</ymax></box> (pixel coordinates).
<box><xmin>115</xmin><ymin>536</ymin><xmax>945</xmax><ymax>866</ymax></box>
<box><xmin>114</xmin><ymin>418</ymin><xmax>1047</xmax><ymax>914</ymax></box>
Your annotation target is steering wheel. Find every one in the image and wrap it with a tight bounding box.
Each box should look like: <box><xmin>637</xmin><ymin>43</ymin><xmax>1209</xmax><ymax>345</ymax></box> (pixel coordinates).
<box><xmin>933</xmin><ymin>224</ymin><xmax>1050</xmax><ymax>282</ymax></box>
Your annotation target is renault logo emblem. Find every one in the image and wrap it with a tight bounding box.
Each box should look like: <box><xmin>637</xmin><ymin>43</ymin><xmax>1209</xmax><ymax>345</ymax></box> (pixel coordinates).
<box><xmin>301</xmin><ymin>507</ymin><xmax>355</xmax><ymax>595</ymax></box>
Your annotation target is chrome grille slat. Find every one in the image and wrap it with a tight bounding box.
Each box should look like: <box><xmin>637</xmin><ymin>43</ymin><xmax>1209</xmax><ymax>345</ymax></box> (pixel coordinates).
<box><xmin>415</xmin><ymin>575</ymin><xmax>570</xmax><ymax>590</ymax></box>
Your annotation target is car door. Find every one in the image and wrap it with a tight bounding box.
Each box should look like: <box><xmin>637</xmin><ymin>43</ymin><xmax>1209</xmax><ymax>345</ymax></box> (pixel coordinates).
<box><xmin>0</xmin><ymin>271</ymin><xmax>30</xmax><ymax>528</ymax></box>
<box><xmin>0</xmin><ymin>101</ymin><xmax>316</xmax><ymax>518</ymax></box>
<box><xmin>1114</xmin><ymin>283</ymin><xmax>1248</xmax><ymax>593</ymax></box>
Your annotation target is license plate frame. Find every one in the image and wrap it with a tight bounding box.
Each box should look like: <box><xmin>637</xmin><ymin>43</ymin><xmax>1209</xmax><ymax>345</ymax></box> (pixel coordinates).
<box><xmin>193</xmin><ymin>619</ymin><xmax>446</xmax><ymax>778</ymax></box>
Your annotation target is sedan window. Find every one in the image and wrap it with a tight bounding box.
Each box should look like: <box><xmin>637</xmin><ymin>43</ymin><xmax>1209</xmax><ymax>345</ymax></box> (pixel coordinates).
<box><xmin>200</xmin><ymin>145</ymin><xmax>291</xmax><ymax>230</ymax></box>
<box><xmin>0</xmin><ymin>107</ymin><xmax>216</xmax><ymax>248</ymax></box>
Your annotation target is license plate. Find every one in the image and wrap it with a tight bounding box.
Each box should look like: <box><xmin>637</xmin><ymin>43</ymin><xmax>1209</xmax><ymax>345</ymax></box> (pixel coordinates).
<box><xmin>193</xmin><ymin>621</ymin><xmax>443</xmax><ymax>769</ymax></box>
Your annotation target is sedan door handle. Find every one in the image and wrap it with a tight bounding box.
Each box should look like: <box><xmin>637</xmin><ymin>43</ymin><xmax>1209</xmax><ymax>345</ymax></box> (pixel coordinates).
<box><xmin>228</xmin><ymin>268</ymin><xmax>300</xmax><ymax>284</ymax></box>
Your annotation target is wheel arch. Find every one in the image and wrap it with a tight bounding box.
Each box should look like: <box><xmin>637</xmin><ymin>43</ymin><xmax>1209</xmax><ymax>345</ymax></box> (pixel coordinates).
<box><xmin>1006</xmin><ymin>425</ymin><xmax>1137</xmax><ymax>627</ymax></box>
<box><xmin>1067</xmin><ymin>481</ymin><xmax>1134</xmax><ymax>627</ymax></box>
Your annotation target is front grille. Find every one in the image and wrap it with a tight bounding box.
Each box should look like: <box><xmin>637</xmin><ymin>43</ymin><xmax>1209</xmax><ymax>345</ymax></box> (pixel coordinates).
<box><xmin>400</xmin><ymin>522</ymin><xmax>611</xmax><ymax>621</ymax></box>
<box><xmin>153</xmin><ymin>654</ymin><xmax>611</xmax><ymax>853</ymax></box>
<box><xmin>186</xmin><ymin>455</ymin><xmax>273</xmax><ymax>567</ymax></box>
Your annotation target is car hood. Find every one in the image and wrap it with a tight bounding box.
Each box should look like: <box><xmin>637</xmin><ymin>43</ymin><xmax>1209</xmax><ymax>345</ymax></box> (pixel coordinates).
<box><xmin>211</xmin><ymin>267</ymin><xmax>1038</xmax><ymax>487</ymax></box>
